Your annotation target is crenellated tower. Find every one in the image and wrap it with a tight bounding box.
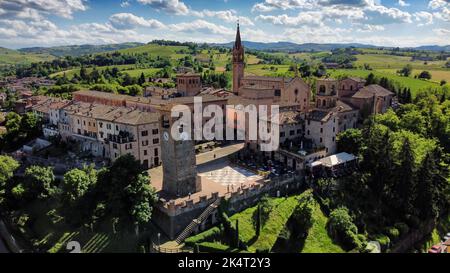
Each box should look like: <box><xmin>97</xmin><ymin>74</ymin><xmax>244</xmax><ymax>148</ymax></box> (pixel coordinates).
<box><xmin>232</xmin><ymin>23</ymin><xmax>245</xmax><ymax>94</ymax></box>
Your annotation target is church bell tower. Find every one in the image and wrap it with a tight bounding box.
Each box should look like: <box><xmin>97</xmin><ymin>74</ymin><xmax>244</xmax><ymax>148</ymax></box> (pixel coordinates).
<box><xmin>232</xmin><ymin>22</ymin><xmax>245</xmax><ymax>94</ymax></box>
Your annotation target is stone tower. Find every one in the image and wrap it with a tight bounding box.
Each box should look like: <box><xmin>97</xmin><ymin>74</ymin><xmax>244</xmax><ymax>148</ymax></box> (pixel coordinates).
<box><xmin>160</xmin><ymin>106</ymin><xmax>201</xmax><ymax>197</ymax></box>
<box><xmin>315</xmin><ymin>79</ymin><xmax>339</xmax><ymax>109</ymax></box>
<box><xmin>176</xmin><ymin>73</ymin><xmax>201</xmax><ymax>97</ymax></box>
<box><xmin>232</xmin><ymin>23</ymin><xmax>245</xmax><ymax>94</ymax></box>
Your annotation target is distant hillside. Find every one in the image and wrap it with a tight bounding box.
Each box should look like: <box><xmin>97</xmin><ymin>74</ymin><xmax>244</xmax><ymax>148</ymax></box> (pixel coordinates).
<box><xmin>212</xmin><ymin>41</ymin><xmax>450</xmax><ymax>53</ymax></box>
<box><xmin>212</xmin><ymin>41</ymin><xmax>378</xmax><ymax>52</ymax></box>
<box><xmin>18</xmin><ymin>42</ymin><xmax>145</xmax><ymax>57</ymax></box>
<box><xmin>0</xmin><ymin>47</ymin><xmax>55</xmax><ymax>66</ymax></box>
<box><xmin>412</xmin><ymin>45</ymin><xmax>450</xmax><ymax>52</ymax></box>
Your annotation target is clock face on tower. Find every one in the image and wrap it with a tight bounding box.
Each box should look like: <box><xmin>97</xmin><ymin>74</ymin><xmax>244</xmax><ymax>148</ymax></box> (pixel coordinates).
<box><xmin>163</xmin><ymin>131</ymin><xmax>169</xmax><ymax>142</ymax></box>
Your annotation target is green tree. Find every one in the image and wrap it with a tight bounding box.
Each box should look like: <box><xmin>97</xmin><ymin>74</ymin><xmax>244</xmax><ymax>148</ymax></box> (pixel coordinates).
<box><xmin>336</xmin><ymin>128</ymin><xmax>364</xmax><ymax>155</ymax></box>
<box><xmin>414</xmin><ymin>152</ymin><xmax>439</xmax><ymax>220</ymax></box>
<box><xmin>20</xmin><ymin>112</ymin><xmax>40</xmax><ymax>138</ymax></box>
<box><xmin>292</xmin><ymin>191</ymin><xmax>315</xmax><ymax>235</ymax></box>
<box><xmin>374</xmin><ymin>109</ymin><xmax>401</xmax><ymax>131</ymax></box>
<box><xmin>399</xmin><ymin>64</ymin><xmax>412</xmax><ymax>77</ymax></box>
<box><xmin>418</xmin><ymin>71</ymin><xmax>432</xmax><ymax>80</ymax></box>
<box><xmin>0</xmin><ymin>155</ymin><xmax>19</xmax><ymax>188</ymax></box>
<box><xmin>62</xmin><ymin>169</ymin><xmax>92</xmax><ymax>204</ymax></box>
<box><xmin>138</xmin><ymin>72</ymin><xmax>146</xmax><ymax>86</ymax></box>
<box><xmin>23</xmin><ymin>166</ymin><xmax>56</xmax><ymax>200</ymax></box>
<box><xmin>400</xmin><ymin>110</ymin><xmax>426</xmax><ymax>135</ymax></box>
<box><xmin>328</xmin><ymin>207</ymin><xmax>362</xmax><ymax>249</ymax></box>
<box><xmin>394</xmin><ymin>139</ymin><xmax>416</xmax><ymax>216</ymax></box>
<box><xmin>365</xmin><ymin>73</ymin><xmax>376</xmax><ymax>85</ymax></box>
<box><xmin>126</xmin><ymin>173</ymin><xmax>157</xmax><ymax>233</ymax></box>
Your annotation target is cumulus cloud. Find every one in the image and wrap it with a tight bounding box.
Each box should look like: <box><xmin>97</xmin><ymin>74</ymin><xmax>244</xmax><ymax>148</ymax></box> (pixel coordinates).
<box><xmin>120</xmin><ymin>1</ymin><xmax>131</xmax><ymax>8</ymax></box>
<box><xmin>414</xmin><ymin>11</ymin><xmax>434</xmax><ymax>26</ymax></box>
<box><xmin>191</xmin><ymin>9</ymin><xmax>254</xmax><ymax>26</ymax></box>
<box><xmin>252</xmin><ymin>0</ymin><xmax>317</xmax><ymax>12</ymax></box>
<box><xmin>137</xmin><ymin>0</ymin><xmax>189</xmax><ymax>15</ymax></box>
<box><xmin>169</xmin><ymin>19</ymin><xmax>234</xmax><ymax>36</ymax></box>
<box><xmin>0</xmin><ymin>0</ymin><xmax>87</xmax><ymax>20</ymax></box>
<box><xmin>109</xmin><ymin>13</ymin><xmax>165</xmax><ymax>29</ymax></box>
<box><xmin>428</xmin><ymin>0</ymin><xmax>448</xmax><ymax>10</ymax></box>
<box><xmin>357</xmin><ymin>24</ymin><xmax>385</xmax><ymax>32</ymax></box>
<box><xmin>364</xmin><ymin>2</ymin><xmax>412</xmax><ymax>24</ymax></box>
<box><xmin>256</xmin><ymin>12</ymin><xmax>324</xmax><ymax>27</ymax></box>
<box><xmin>398</xmin><ymin>0</ymin><xmax>409</xmax><ymax>7</ymax></box>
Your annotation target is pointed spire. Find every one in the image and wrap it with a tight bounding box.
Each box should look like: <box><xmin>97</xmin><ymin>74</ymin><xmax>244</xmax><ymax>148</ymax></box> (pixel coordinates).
<box><xmin>234</xmin><ymin>20</ymin><xmax>242</xmax><ymax>50</ymax></box>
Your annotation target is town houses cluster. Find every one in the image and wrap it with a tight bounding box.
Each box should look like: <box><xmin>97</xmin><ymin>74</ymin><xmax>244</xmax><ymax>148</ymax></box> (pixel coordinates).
<box><xmin>12</xmin><ymin>23</ymin><xmax>394</xmax><ymax>173</ymax></box>
<box><xmin>1</xmin><ymin>23</ymin><xmax>398</xmax><ymax>241</ymax></box>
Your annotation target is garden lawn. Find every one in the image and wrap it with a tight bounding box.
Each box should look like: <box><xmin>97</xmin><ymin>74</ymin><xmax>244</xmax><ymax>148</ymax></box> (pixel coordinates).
<box><xmin>236</xmin><ymin>195</ymin><xmax>301</xmax><ymax>251</ymax></box>
<box><xmin>301</xmin><ymin>202</ymin><xmax>345</xmax><ymax>253</ymax></box>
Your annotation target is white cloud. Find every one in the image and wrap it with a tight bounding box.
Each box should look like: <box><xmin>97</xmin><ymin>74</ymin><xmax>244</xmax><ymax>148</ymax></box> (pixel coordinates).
<box><xmin>252</xmin><ymin>0</ymin><xmax>318</xmax><ymax>12</ymax></box>
<box><xmin>414</xmin><ymin>11</ymin><xmax>433</xmax><ymax>26</ymax></box>
<box><xmin>109</xmin><ymin>13</ymin><xmax>165</xmax><ymax>30</ymax></box>
<box><xmin>357</xmin><ymin>24</ymin><xmax>385</xmax><ymax>32</ymax></box>
<box><xmin>283</xmin><ymin>25</ymin><xmax>350</xmax><ymax>44</ymax></box>
<box><xmin>169</xmin><ymin>19</ymin><xmax>234</xmax><ymax>36</ymax></box>
<box><xmin>256</xmin><ymin>6</ymin><xmax>366</xmax><ymax>27</ymax></box>
<box><xmin>137</xmin><ymin>0</ymin><xmax>189</xmax><ymax>15</ymax></box>
<box><xmin>256</xmin><ymin>12</ymin><xmax>324</xmax><ymax>27</ymax></box>
<box><xmin>364</xmin><ymin>2</ymin><xmax>412</xmax><ymax>24</ymax></box>
<box><xmin>398</xmin><ymin>0</ymin><xmax>409</xmax><ymax>7</ymax></box>
<box><xmin>191</xmin><ymin>10</ymin><xmax>254</xmax><ymax>26</ymax></box>
<box><xmin>428</xmin><ymin>0</ymin><xmax>448</xmax><ymax>10</ymax></box>
<box><xmin>433</xmin><ymin>27</ymin><xmax>450</xmax><ymax>35</ymax></box>
<box><xmin>120</xmin><ymin>1</ymin><xmax>131</xmax><ymax>8</ymax></box>
<box><xmin>0</xmin><ymin>0</ymin><xmax>87</xmax><ymax>20</ymax></box>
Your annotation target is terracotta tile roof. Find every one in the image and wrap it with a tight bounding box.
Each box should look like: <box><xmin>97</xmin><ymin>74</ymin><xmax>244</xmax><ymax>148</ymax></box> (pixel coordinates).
<box><xmin>352</xmin><ymin>84</ymin><xmax>394</xmax><ymax>99</ymax></box>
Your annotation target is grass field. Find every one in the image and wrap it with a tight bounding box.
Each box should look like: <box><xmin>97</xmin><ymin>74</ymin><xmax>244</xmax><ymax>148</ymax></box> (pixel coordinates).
<box><xmin>245</xmin><ymin>64</ymin><xmax>291</xmax><ymax>77</ymax></box>
<box><xmin>0</xmin><ymin>47</ymin><xmax>55</xmax><ymax>66</ymax></box>
<box><xmin>302</xmin><ymin>202</ymin><xmax>345</xmax><ymax>253</ymax></box>
<box><xmin>329</xmin><ymin>69</ymin><xmax>445</xmax><ymax>97</ymax></box>
<box><xmin>354</xmin><ymin>54</ymin><xmax>448</xmax><ymax>70</ymax></box>
<box><xmin>376</xmin><ymin>68</ymin><xmax>450</xmax><ymax>83</ymax></box>
<box><xmin>50</xmin><ymin>64</ymin><xmax>161</xmax><ymax>78</ymax></box>
<box><xmin>113</xmin><ymin>43</ymin><xmax>188</xmax><ymax>60</ymax></box>
<box><xmin>186</xmin><ymin>192</ymin><xmax>345</xmax><ymax>253</ymax></box>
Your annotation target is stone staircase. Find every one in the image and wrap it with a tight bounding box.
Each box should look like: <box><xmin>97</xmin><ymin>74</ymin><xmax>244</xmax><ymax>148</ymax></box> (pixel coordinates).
<box><xmin>175</xmin><ymin>198</ymin><xmax>221</xmax><ymax>245</ymax></box>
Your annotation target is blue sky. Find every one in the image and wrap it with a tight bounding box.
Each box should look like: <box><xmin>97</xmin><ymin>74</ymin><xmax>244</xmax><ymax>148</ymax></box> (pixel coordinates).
<box><xmin>0</xmin><ymin>0</ymin><xmax>448</xmax><ymax>49</ymax></box>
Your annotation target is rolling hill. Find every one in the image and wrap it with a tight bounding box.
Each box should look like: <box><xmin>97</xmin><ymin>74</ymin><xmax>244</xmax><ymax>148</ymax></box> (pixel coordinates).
<box><xmin>0</xmin><ymin>47</ymin><xmax>55</xmax><ymax>66</ymax></box>
<box><xmin>18</xmin><ymin>42</ymin><xmax>144</xmax><ymax>57</ymax></box>
<box><xmin>212</xmin><ymin>41</ymin><xmax>450</xmax><ymax>53</ymax></box>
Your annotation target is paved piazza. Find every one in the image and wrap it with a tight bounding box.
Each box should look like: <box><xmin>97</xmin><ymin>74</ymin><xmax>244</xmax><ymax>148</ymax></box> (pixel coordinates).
<box><xmin>198</xmin><ymin>165</ymin><xmax>262</xmax><ymax>187</ymax></box>
<box><xmin>150</xmin><ymin>143</ymin><xmax>264</xmax><ymax>204</ymax></box>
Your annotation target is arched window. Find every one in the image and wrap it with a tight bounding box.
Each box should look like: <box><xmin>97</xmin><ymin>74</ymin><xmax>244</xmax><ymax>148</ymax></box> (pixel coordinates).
<box><xmin>294</xmin><ymin>89</ymin><xmax>299</xmax><ymax>95</ymax></box>
<box><xmin>319</xmin><ymin>85</ymin><xmax>326</xmax><ymax>94</ymax></box>
<box><xmin>322</xmin><ymin>100</ymin><xmax>326</xmax><ymax>107</ymax></box>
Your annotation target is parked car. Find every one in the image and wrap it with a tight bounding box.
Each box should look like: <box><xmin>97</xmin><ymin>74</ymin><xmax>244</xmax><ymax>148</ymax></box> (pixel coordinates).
<box><xmin>428</xmin><ymin>245</ymin><xmax>442</xmax><ymax>254</ymax></box>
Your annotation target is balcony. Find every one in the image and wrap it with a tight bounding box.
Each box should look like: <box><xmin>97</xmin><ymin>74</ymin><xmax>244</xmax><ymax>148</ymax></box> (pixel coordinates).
<box><xmin>107</xmin><ymin>131</ymin><xmax>135</xmax><ymax>144</ymax></box>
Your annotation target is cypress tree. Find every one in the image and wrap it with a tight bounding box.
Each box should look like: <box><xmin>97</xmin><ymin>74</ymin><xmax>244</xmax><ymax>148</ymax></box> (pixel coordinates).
<box><xmin>256</xmin><ymin>204</ymin><xmax>261</xmax><ymax>237</ymax></box>
<box><xmin>415</xmin><ymin>152</ymin><xmax>438</xmax><ymax>220</ymax></box>
<box><xmin>395</xmin><ymin>139</ymin><xmax>416</xmax><ymax>216</ymax></box>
